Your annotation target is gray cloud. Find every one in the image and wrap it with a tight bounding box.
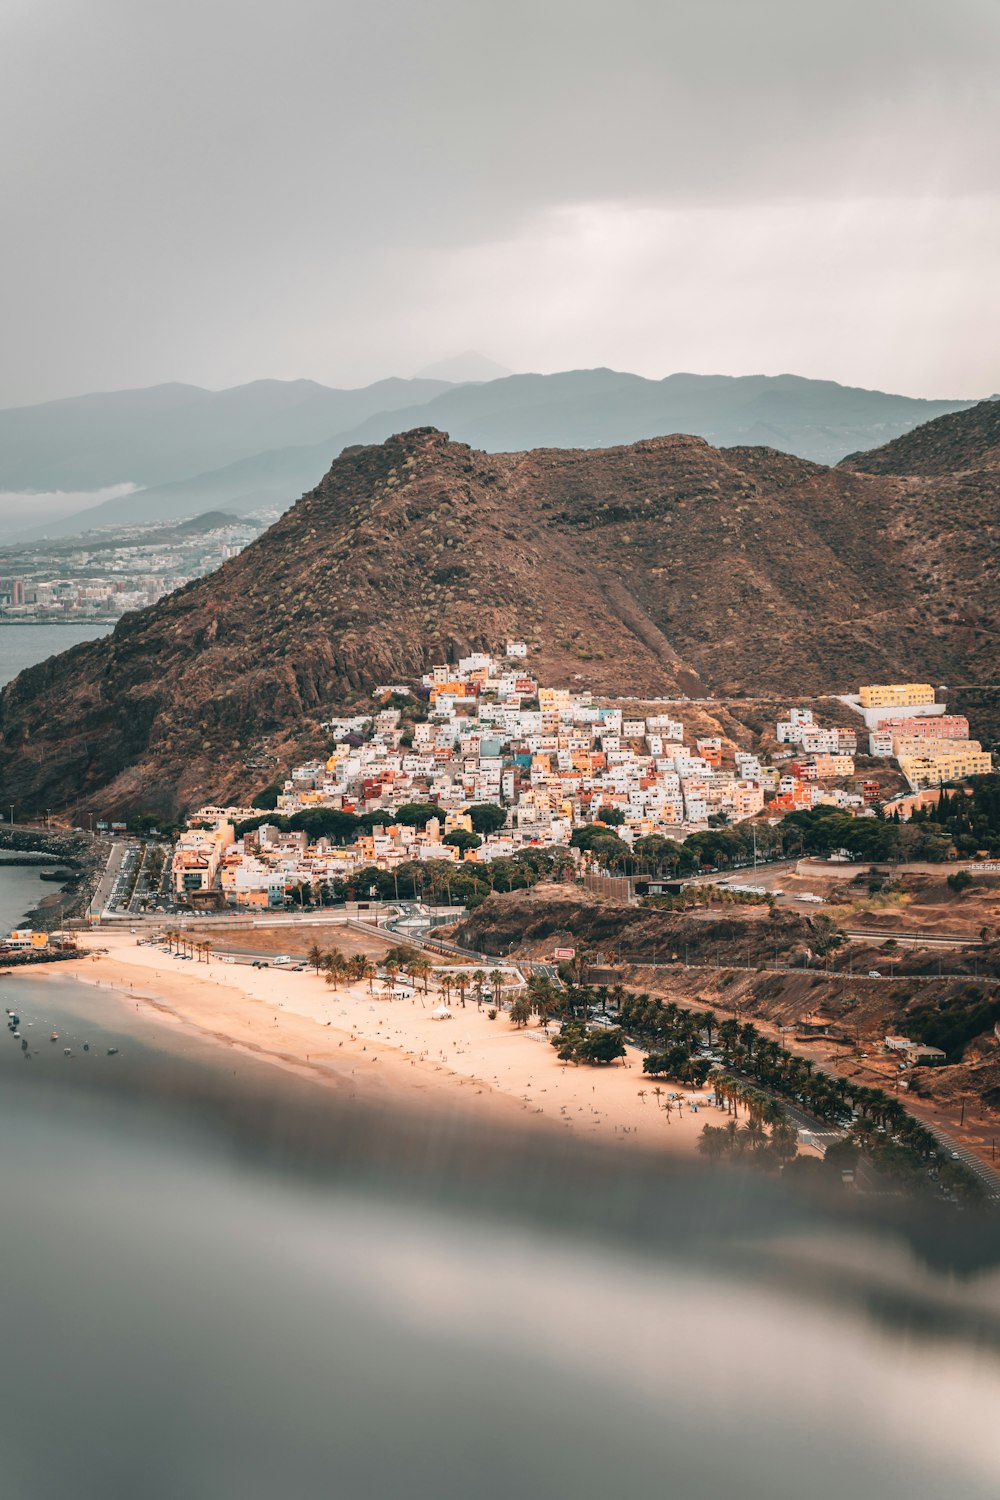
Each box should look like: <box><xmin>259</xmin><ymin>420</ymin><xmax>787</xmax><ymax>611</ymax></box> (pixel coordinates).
<box><xmin>2</xmin><ymin>0</ymin><xmax>998</xmax><ymax>403</ymax></box>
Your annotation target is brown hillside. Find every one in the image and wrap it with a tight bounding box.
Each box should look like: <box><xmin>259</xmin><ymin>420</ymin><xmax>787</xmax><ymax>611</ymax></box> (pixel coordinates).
<box><xmin>840</xmin><ymin>398</ymin><xmax>1000</xmax><ymax>475</ymax></box>
<box><xmin>1</xmin><ymin>425</ymin><xmax>998</xmax><ymax>817</ymax></box>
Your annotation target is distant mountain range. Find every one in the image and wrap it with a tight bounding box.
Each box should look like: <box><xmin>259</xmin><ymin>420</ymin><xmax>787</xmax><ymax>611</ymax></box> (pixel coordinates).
<box><xmin>3</xmin><ymin>404</ymin><xmax>997</xmax><ymax>817</ymax></box>
<box><xmin>0</xmin><ymin>369</ymin><xmax>978</xmax><ymax>540</ymax></box>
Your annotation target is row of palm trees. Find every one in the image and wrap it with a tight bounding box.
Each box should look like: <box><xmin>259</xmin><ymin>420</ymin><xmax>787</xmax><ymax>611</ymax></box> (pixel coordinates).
<box><xmin>162</xmin><ymin>929</ymin><xmax>213</xmax><ymax>962</ymax></box>
<box><xmin>305</xmin><ymin>943</ymin><xmax>451</xmax><ymax>1001</ymax></box>
<box><xmin>608</xmin><ymin>989</ymin><xmax>984</xmax><ymax>1200</ymax></box>
<box><xmin>439</xmin><ymin>968</ymin><xmax>509</xmax><ymax>1011</ymax></box>
<box><xmin>517</xmin><ymin>973</ymin><xmax>983</xmax><ymax>1198</ymax></box>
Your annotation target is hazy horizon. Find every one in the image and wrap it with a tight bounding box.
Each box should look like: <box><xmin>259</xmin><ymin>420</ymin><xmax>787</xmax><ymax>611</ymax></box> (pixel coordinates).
<box><xmin>0</xmin><ymin>359</ymin><xmax>991</xmax><ymax>416</ymax></box>
<box><xmin>2</xmin><ymin>1</ymin><xmax>999</xmax><ymax>407</ymax></box>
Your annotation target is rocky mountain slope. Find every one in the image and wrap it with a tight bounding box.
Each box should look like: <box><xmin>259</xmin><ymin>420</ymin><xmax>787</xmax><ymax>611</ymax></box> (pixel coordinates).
<box><xmin>1</xmin><ymin>423</ymin><xmax>997</xmax><ymax>818</ymax></box>
<box><xmin>841</xmin><ymin>397</ymin><xmax>1000</xmax><ymax>475</ymax></box>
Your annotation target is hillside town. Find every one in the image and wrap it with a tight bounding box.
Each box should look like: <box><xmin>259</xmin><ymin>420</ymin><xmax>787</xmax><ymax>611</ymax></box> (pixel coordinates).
<box><xmin>169</xmin><ymin>650</ymin><xmax>993</xmax><ymax>907</ymax></box>
<box><xmin>0</xmin><ymin>510</ymin><xmax>271</xmax><ymax>622</ymax></box>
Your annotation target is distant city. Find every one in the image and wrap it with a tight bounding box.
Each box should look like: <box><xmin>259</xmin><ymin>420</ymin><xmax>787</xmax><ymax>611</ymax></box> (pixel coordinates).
<box><xmin>0</xmin><ymin>509</ymin><xmax>276</xmax><ymax>622</ymax></box>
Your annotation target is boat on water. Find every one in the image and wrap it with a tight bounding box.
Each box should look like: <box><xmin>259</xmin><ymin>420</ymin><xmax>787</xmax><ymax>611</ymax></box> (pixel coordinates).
<box><xmin>106</xmin><ymin>1047</ymin><xmax>118</xmax><ymax>1056</ymax></box>
<box><xmin>50</xmin><ymin>1032</ymin><xmax>59</xmax><ymax>1042</ymax></box>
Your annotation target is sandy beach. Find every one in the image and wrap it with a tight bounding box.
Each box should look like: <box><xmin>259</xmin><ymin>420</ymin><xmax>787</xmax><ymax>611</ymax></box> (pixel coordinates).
<box><xmin>25</xmin><ymin>932</ymin><xmax>720</xmax><ymax>1151</ymax></box>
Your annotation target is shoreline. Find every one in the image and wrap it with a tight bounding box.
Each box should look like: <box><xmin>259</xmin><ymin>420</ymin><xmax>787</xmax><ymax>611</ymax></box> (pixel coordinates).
<box><xmin>13</xmin><ymin>934</ymin><xmax>718</xmax><ymax>1151</ymax></box>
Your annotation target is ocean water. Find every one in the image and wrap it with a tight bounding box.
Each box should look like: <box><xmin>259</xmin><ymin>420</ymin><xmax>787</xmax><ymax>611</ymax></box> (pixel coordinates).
<box><xmin>0</xmin><ymin>857</ymin><xmax>48</xmax><ymax>933</ymax></box>
<box><xmin>0</xmin><ymin>620</ymin><xmax>114</xmax><ymax>687</ymax></box>
<box><xmin>1</xmin><ymin>968</ymin><xmax>999</xmax><ymax>1500</ymax></box>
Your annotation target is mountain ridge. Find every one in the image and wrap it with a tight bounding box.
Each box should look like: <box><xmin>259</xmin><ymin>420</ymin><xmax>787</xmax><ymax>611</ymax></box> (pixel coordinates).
<box><xmin>4</xmin><ymin>369</ymin><xmax>978</xmax><ymax>541</ymax></box>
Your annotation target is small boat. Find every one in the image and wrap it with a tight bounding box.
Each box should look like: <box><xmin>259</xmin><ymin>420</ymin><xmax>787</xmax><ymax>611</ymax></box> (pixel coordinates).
<box><xmin>20</xmin><ymin>1039</ymin><xmax>28</xmax><ymax>1052</ymax></box>
<box><xmin>106</xmin><ymin>1047</ymin><xmax>119</xmax><ymax>1057</ymax></box>
<box><xmin>63</xmin><ymin>1047</ymin><xmax>72</xmax><ymax>1057</ymax></box>
<box><xmin>50</xmin><ymin>1032</ymin><xmax>59</xmax><ymax>1042</ymax></box>
<box><xmin>83</xmin><ymin>1042</ymin><xmax>90</xmax><ymax>1052</ymax></box>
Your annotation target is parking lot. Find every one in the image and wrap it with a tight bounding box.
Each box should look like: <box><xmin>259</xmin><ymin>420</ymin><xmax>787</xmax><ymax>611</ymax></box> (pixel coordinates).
<box><xmin>101</xmin><ymin>840</ymin><xmax>177</xmax><ymax>916</ymax></box>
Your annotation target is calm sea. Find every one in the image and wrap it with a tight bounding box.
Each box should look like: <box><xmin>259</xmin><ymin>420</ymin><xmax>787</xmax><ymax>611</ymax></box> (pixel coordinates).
<box><xmin>0</xmin><ymin>620</ymin><xmax>114</xmax><ymax>688</ymax></box>
<box><xmin>0</xmin><ymin>857</ymin><xmax>48</xmax><ymax>933</ymax></box>
<box><xmin>0</xmin><ymin>960</ymin><xmax>999</xmax><ymax>1498</ymax></box>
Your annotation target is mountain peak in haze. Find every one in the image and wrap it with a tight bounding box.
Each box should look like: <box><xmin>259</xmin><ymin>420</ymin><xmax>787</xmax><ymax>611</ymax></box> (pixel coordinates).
<box><xmin>413</xmin><ymin>351</ymin><xmax>514</xmax><ymax>383</ymax></box>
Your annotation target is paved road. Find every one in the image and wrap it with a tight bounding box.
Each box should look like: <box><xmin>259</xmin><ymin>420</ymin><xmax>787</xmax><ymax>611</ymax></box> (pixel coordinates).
<box><xmin>90</xmin><ymin>840</ymin><xmax>126</xmax><ymax>917</ymax></box>
<box><xmin>843</xmin><ymin>928</ymin><xmax>982</xmax><ymax>950</ymax></box>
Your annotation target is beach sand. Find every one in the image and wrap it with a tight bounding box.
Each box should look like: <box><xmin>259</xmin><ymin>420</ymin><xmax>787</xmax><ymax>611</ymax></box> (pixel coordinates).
<box><xmin>30</xmin><ymin>933</ymin><xmax>720</xmax><ymax>1152</ymax></box>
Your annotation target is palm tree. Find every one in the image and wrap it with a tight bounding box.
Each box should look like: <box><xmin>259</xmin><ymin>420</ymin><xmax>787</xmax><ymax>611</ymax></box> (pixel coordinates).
<box><xmin>455</xmin><ymin>973</ymin><xmax>469</xmax><ymax>1009</ymax></box>
<box><xmin>472</xmin><ymin>969</ymin><xmax>487</xmax><ymax>1009</ymax></box>
<box><xmin>509</xmin><ymin>995</ymin><xmax>531</xmax><ymax>1028</ymax></box>
<box><xmin>489</xmin><ymin>969</ymin><xmax>505</xmax><ymax>1009</ymax></box>
<box><xmin>440</xmin><ymin>974</ymin><xmax>453</xmax><ymax>1008</ymax></box>
<box><xmin>382</xmin><ymin>960</ymin><xmax>400</xmax><ymax>999</ymax></box>
<box><xmin>307</xmin><ymin>942</ymin><xmax>324</xmax><ymax>976</ymax></box>
<box><xmin>202</xmin><ymin>940</ymin><xmax>212</xmax><ymax>965</ymax></box>
<box><xmin>322</xmin><ymin>948</ymin><xmax>347</xmax><ymax>988</ymax></box>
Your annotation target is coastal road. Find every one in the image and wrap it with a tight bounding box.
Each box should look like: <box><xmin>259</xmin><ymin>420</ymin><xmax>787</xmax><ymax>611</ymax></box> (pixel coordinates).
<box><xmin>843</xmin><ymin>928</ymin><xmax>982</xmax><ymax>950</ymax></box>
<box><xmin>927</xmin><ymin>1124</ymin><xmax>1000</xmax><ymax>1198</ymax></box>
<box><xmin>90</xmin><ymin>840</ymin><xmax>127</xmax><ymax>917</ymax></box>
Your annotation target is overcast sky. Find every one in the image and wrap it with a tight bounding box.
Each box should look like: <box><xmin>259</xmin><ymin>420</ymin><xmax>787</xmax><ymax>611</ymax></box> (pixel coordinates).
<box><xmin>2</xmin><ymin>0</ymin><xmax>999</xmax><ymax>405</ymax></box>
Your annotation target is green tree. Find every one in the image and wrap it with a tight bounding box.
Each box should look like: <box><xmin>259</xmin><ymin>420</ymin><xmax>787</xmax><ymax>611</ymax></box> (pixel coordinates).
<box><xmin>394</xmin><ymin>803</ymin><xmax>442</xmax><ymax>829</ymax></box>
<box><xmin>468</xmin><ymin>804</ymin><xmax>508</xmax><ymax>835</ymax></box>
<box><xmin>509</xmin><ymin>995</ymin><xmax>532</xmax><ymax>1028</ymax></box>
<box><xmin>443</xmin><ymin>829</ymin><xmax>482</xmax><ymax>852</ymax></box>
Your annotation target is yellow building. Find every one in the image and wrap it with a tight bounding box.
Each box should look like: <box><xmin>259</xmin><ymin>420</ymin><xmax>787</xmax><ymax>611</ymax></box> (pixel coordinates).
<box><xmin>898</xmin><ymin>746</ymin><xmax>992</xmax><ymax>790</ymax></box>
<box><xmin>892</xmin><ymin>736</ymin><xmax>975</xmax><ymax>759</ymax></box>
<box><xmin>810</xmin><ymin>754</ymin><xmax>855</xmax><ymax>778</ymax></box>
<box><xmin>859</xmin><ymin>683</ymin><xmax>935</xmax><ymax>709</ymax></box>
